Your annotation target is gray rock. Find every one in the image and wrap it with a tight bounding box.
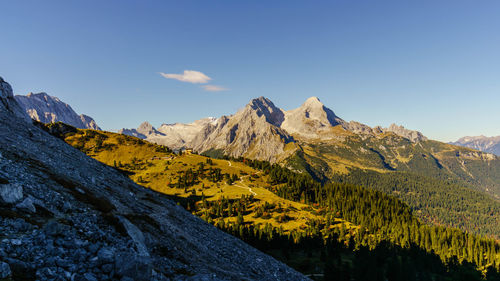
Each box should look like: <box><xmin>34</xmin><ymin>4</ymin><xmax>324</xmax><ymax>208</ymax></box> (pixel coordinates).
<box><xmin>97</xmin><ymin>247</ymin><xmax>115</xmax><ymax>264</ymax></box>
<box><xmin>16</xmin><ymin>196</ymin><xmax>36</xmax><ymax>212</ymax></box>
<box><xmin>115</xmin><ymin>252</ymin><xmax>153</xmax><ymax>280</ymax></box>
<box><xmin>88</xmin><ymin>243</ymin><xmax>100</xmax><ymax>255</ymax></box>
<box><xmin>10</xmin><ymin>239</ymin><xmax>22</xmax><ymax>246</ymax></box>
<box><xmin>6</xmin><ymin>258</ymin><xmax>36</xmax><ymax>280</ymax></box>
<box><xmin>83</xmin><ymin>272</ymin><xmax>99</xmax><ymax>281</ymax></box>
<box><xmin>116</xmin><ymin>216</ymin><xmax>149</xmax><ymax>257</ymax></box>
<box><xmin>0</xmin><ymin>183</ymin><xmax>23</xmax><ymax>204</ymax></box>
<box><xmin>45</xmin><ymin>221</ymin><xmax>64</xmax><ymax>236</ymax></box>
<box><xmin>0</xmin><ymin>261</ymin><xmax>11</xmax><ymax>278</ymax></box>
<box><xmin>101</xmin><ymin>263</ymin><xmax>113</xmax><ymax>274</ymax></box>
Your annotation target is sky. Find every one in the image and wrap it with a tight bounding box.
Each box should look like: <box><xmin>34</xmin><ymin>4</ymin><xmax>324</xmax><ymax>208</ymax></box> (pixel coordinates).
<box><xmin>1</xmin><ymin>0</ymin><xmax>499</xmax><ymax>142</ymax></box>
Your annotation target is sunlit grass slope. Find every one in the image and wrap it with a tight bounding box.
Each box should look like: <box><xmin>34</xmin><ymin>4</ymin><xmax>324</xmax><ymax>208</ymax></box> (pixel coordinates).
<box><xmin>63</xmin><ymin>129</ymin><xmax>357</xmax><ymax>234</ymax></box>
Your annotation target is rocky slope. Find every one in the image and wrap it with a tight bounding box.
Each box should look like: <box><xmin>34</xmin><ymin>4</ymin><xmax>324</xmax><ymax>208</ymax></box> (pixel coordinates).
<box><xmin>15</xmin><ymin>92</ymin><xmax>101</xmax><ymax>130</ymax></box>
<box><xmin>451</xmin><ymin>135</ymin><xmax>500</xmax><ymax>156</ymax></box>
<box><xmin>0</xmin><ymin>77</ymin><xmax>307</xmax><ymax>280</ymax></box>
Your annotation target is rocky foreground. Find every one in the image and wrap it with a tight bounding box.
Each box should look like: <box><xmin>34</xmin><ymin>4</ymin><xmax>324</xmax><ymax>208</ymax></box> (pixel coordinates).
<box><xmin>0</xmin><ymin>76</ymin><xmax>308</xmax><ymax>280</ymax></box>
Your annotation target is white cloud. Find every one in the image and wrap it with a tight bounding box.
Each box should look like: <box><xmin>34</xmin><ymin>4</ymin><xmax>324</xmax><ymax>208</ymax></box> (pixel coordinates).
<box><xmin>160</xmin><ymin>70</ymin><xmax>211</xmax><ymax>84</ymax></box>
<box><xmin>201</xmin><ymin>85</ymin><xmax>228</xmax><ymax>92</ymax></box>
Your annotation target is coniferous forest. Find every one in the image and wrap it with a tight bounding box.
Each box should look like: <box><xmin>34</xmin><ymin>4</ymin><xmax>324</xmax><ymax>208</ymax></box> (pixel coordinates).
<box><xmin>186</xmin><ymin>157</ymin><xmax>500</xmax><ymax>280</ymax></box>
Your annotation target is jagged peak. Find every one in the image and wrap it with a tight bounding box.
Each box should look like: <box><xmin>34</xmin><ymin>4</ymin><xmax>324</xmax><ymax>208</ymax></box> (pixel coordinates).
<box><xmin>25</xmin><ymin>92</ymin><xmax>61</xmax><ymax>102</ymax></box>
<box><xmin>27</xmin><ymin>92</ymin><xmax>48</xmax><ymax>97</ymax></box>
<box><xmin>248</xmin><ymin>96</ymin><xmax>276</xmax><ymax>108</ymax></box>
<box><xmin>138</xmin><ymin>121</ymin><xmax>154</xmax><ymax>130</ymax></box>
<box><xmin>0</xmin><ymin>78</ymin><xmax>13</xmax><ymax>99</ymax></box>
<box><xmin>245</xmin><ymin>96</ymin><xmax>284</xmax><ymax>126</ymax></box>
<box><xmin>383</xmin><ymin>123</ymin><xmax>427</xmax><ymax>142</ymax></box>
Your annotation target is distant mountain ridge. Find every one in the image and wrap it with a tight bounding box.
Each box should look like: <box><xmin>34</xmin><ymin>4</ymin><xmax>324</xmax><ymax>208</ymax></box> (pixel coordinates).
<box><xmin>15</xmin><ymin>92</ymin><xmax>100</xmax><ymax>130</ymax></box>
<box><xmin>120</xmin><ymin>96</ymin><xmax>427</xmax><ymax>161</ymax></box>
<box><xmin>451</xmin><ymin>135</ymin><xmax>500</xmax><ymax>156</ymax></box>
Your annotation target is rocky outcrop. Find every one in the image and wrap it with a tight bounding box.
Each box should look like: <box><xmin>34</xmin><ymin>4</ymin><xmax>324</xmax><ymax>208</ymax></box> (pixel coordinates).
<box><xmin>0</xmin><ymin>76</ymin><xmax>30</xmax><ymax>122</ymax></box>
<box><xmin>380</xmin><ymin>124</ymin><xmax>427</xmax><ymax>143</ymax></box>
<box><xmin>451</xmin><ymin>135</ymin><xmax>500</xmax><ymax>156</ymax></box>
<box><xmin>0</xmin><ymin>78</ymin><xmax>308</xmax><ymax>281</ymax></box>
<box><xmin>15</xmin><ymin>92</ymin><xmax>101</xmax><ymax>130</ymax></box>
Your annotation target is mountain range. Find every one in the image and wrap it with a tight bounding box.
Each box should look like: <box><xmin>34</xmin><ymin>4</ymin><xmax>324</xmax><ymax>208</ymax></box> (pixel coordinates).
<box><xmin>14</xmin><ymin>92</ymin><xmax>101</xmax><ymax>130</ymax></box>
<box><xmin>120</xmin><ymin>96</ymin><xmax>426</xmax><ymax>161</ymax></box>
<box><xmin>451</xmin><ymin>135</ymin><xmax>500</xmax><ymax>156</ymax></box>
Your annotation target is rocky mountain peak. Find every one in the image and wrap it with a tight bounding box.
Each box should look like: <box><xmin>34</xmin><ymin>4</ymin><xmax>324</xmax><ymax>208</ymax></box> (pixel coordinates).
<box><xmin>245</xmin><ymin>96</ymin><xmax>285</xmax><ymax>126</ymax></box>
<box><xmin>303</xmin><ymin>96</ymin><xmax>323</xmax><ymax>107</ymax></box>
<box><xmin>27</xmin><ymin>91</ymin><xmax>53</xmax><ymax>99</ymax></box>
<box><xmin>383</xmin><ymin>123</ymin><xmax>427</xmax><ymax>142</ymax></box>
<box><xmin>451</xmin><ymin>135</ymin><xmax>500</xmax><ymax>156</ymax></box>
<box><xmin>280</xmin><ymin>96</ymin><xmax>344</xmax><ymax>138</ymax></box>
<box><xmin>136</xmin><ymin>121</ymin><xmax>164</xmax><ymax>137</ymax></box>
<box><xmin>138</xmin><ymin>121</ymin><xmax>154</xmax><ymax>131</ymax></box>
<box><xmin>14</xmin><ymin>91</ymin><xmax>101</xmax><ymax>130</ymax></box>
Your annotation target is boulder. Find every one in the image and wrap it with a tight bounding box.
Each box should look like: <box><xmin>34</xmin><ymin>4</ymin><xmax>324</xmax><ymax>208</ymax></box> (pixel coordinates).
<box><xmin>15</xmin><ymin>196</ymin><xmax>36</xmax><ymax>212</ymax></box>
<box><xmin>0</xmin><ymin>261</ymin><xmax>11</xmax><ymax>278</ymax></box>
<box><xmin>0</xmin><ymin>183</ymin><xmax>23</xmax><ymax>204</ymax></box>
<box><xmin>115</xmin><ymin>252</ymin><xmax>153</xmax><ymax>280</ymax></box>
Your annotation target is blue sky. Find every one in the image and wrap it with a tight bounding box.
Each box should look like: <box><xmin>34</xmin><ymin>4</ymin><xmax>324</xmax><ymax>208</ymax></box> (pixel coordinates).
<box><xmin>1</xmin><ymin>1</ymin><xmax>499</xmax><ymax>142</ymax></box>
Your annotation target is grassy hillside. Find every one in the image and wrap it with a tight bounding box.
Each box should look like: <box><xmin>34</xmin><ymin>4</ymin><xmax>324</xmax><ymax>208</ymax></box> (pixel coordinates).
<box><xmin>63</xmin><ymin>128</ymin><xmax>356</xmax><ymax>234</ymax></box>
<box><xmin>287</xmin><ymin>131</ymin><xmax>500</xmax><ymax>238</ymax></box>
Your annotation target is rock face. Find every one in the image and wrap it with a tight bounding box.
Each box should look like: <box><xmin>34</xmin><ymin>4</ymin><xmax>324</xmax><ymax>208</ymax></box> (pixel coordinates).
<box><xmin>192</xmin><ymin>97</ymin><xmax>295</xmax><ymax>162</ymax></box>
<box><xmin>379</xmin><ymin>123</ymin><xmax>427</xmax><ymax>142</ymax></box>
<box><xmin>281</xmin><ymin>97</ymin><xmax>344</xmax><ymax>139</ymax></box>
<box><xmin>156</xmin><ymin>117</ymin><xmax>218</xmax><ymax>149</ymax></box>
<box><xmin>118</xmin><ymin>121</ymin><xmax>164</xmax><ymax>140</ymax></box>
<box><xmin>15</xmin><ymin>92</ymin><xmax>101</xmax><ymax>130</ymax></box>
<box><xmin>0</xmin><ymin>77</ymin><xmax>31</xmax><ymax>122</ymax></box>
<box><xmin>0</xmin><ymin>78</ymin><xmax>308</xmax><ymax>281</ymax></box>
<box><xmin>451</xmin><ymin>136</ymin><xmax>500</xmax><ymax>156</ymax></box>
